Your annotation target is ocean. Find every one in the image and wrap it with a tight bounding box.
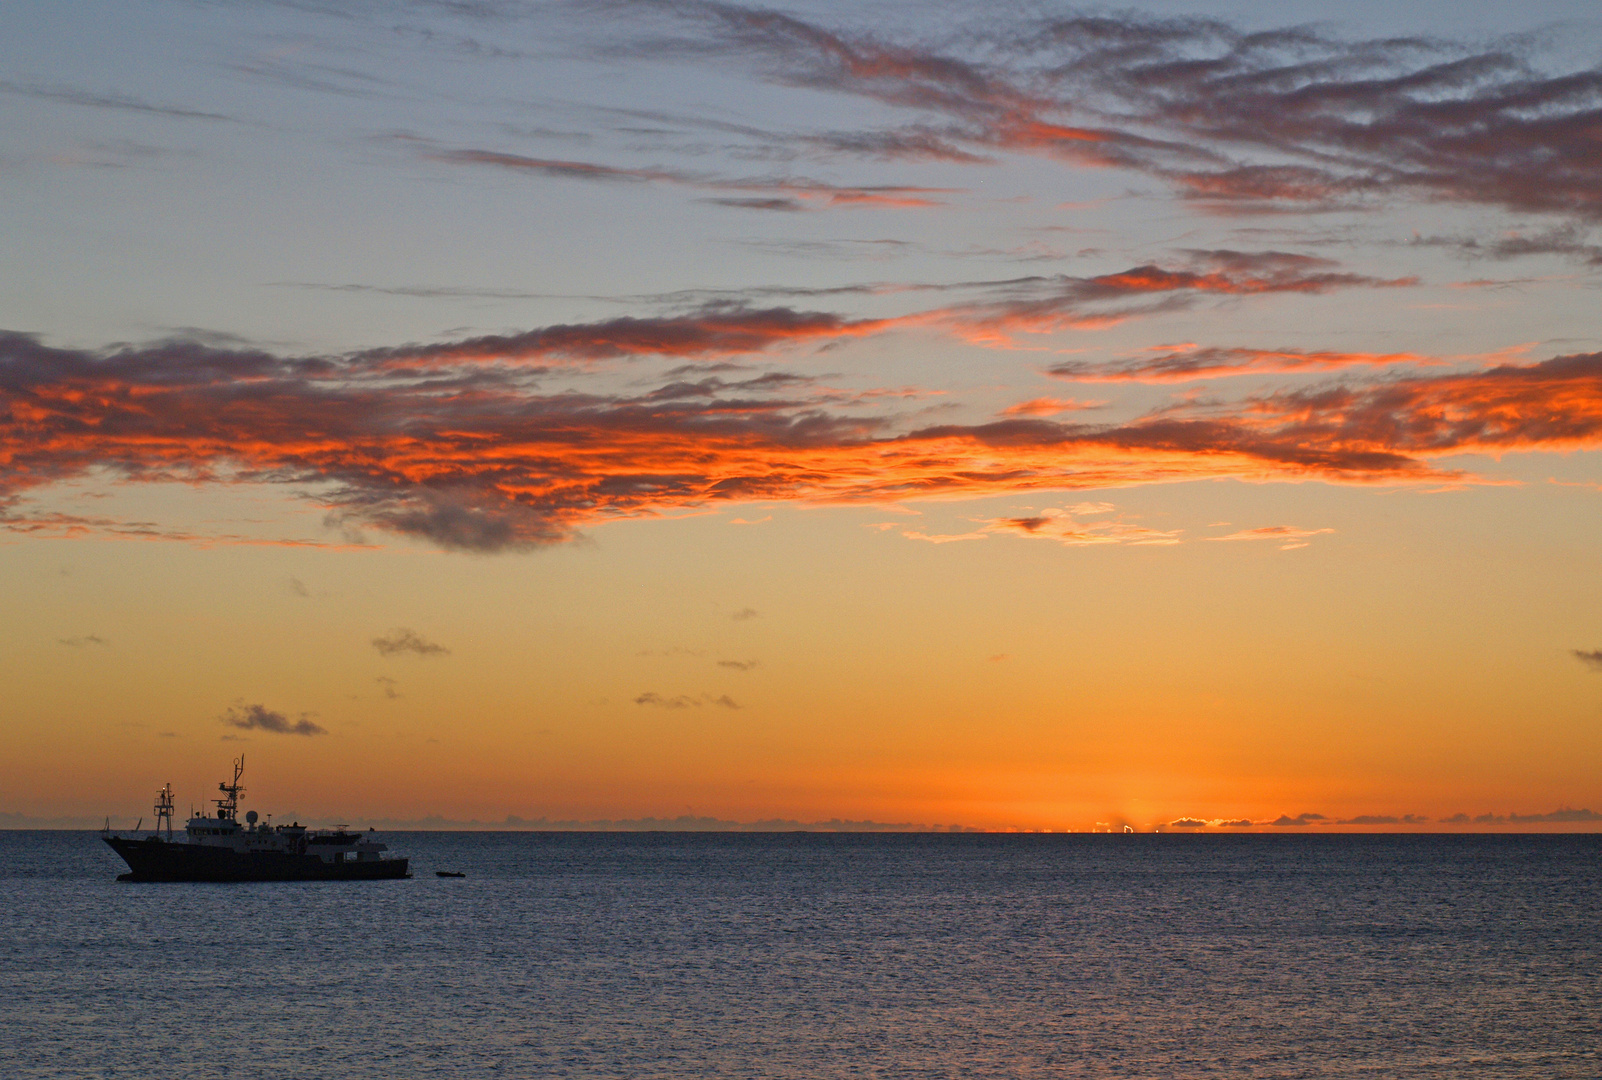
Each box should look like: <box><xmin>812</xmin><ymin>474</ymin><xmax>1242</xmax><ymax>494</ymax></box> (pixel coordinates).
<box><xmin>1</xmin><ymin>832</ymin><xmax>1597</xmax><ymax>1078</ymax></box>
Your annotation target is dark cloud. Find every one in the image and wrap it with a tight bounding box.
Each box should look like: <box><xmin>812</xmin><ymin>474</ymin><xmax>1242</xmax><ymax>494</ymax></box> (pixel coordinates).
<box><xmin>1167</xmin><ymin>818</ymin><xmax>1208</xmax><ymax>828</ymax></box>
<box><xmin>1050</xmin><ymin>345</ymin><xmax>1432</xmax><ymax>383</ymax></box>
<box><xmin>717</xmin><ymin>659</ymin><xmax>759</xmax><ymax>671</ymax></box>
<box><xmin>1335</xmin><ymin>814</ymin><xmax>1430</xmax><ymax>825</ymax></box>
<box><xmin>221</xmin><ymin>703</ymin><xmax>326</xmax><ymax>736</ymax></box>
<box><xmin>635</xmin><ymin>4</ymin><xmax>1602</xmax><ymax>219</ymax></box>
<box><xmin>58</xmin><ymin>634</ymin><xmax>108</xmax><ymax>647</ymax></box>
<box><xmin>634</xmin><ymin>691</ymin><xmax>741</xmax><ymax>708</ymax></box>
<box><xmin>1573</xmin><ymin>649</ymin><xmax>1602</xmax><ymax>671</ymax></box>
<box><xmin>372</xmin><ymin>628</ymin><xmax>451</xmax><ymax>657</ymax></box>
<box><xmin>1269</xmin><ymin>812</ymin><xmax>1326</xmax><ymax>826</ymax></box>
<box><xmin>731</xmin><ymin>608</ymin><xmax>761</xmax><ymax>620</ymax></box>
<box><xmin>1472</xmin><ymin>808</ymin><xmax>1602</xmax><ymax>824</ymax></box>
<box><xmin>1215</xmin><ymin>819</ymin><xmax>1254</xmax><ymax>827</ymax></box>
<box><xmin>1410</xmin><ymin>224</ymin><xmax>1602</xmax><ymax>266</ymax></box>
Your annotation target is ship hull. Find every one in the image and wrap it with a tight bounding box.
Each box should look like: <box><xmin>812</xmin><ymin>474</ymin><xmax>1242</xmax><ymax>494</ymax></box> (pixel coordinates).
<box><xmin>105</xmin><ymin>836</ymin><xmax>410</xmax><ymax>882</ymax></box>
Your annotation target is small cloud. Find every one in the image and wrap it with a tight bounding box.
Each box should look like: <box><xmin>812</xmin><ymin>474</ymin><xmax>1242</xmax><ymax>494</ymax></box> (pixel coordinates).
<box><xmin>1208</xmin><ymin>525</ymin><xmax>1334</xmax><ymax>550</ymax></box>
<box><xmin>1441</xmin><ymin>813</ymin><xmax>1471</xmax><ymax>824</ymax></box>
<box><xmin>1168</xmin><ymin>817</ymin><xmax>1208</xmax><ymax>828</ymax></box>
<box><xmin>902</xmin><ymin>529</ymin><xmax>987</xmax><ymax>544</ymax></box>
<box><xmin>718</xmin><ymin>659</ymin><xmax>759</xmax><ymax>671</ymax></box>
<box><xmin>376</xmin><ymin>676</ymin><xmax>400</xmax><ymax>699</ymax></box>
<box><xmin>58</xmin><ymin>634</ymin><xmax>108</xmax><ymax>647</ymax></box>
<box><xmin>220</xmin><ymin>703</ymin><xmax>326</xmax><ymax>737</ymax></box>
<box><xmin>728</xmin><ymin>515</ymin><xmax>772</xmax><ymax>525</ymax></box>
<box><xmin>982</xmin><ymin>508</ymin><xmax>1180</xmax><ymax>546</ymax></box>
<box><xmin>1269</xmin><ymin>812</ymin><xmax>1326</xmax><ymax>826</ymax></box>
<box><xmin>731</xmin><ymin>608</ymin><xmax>760</xmax><ymax>621</ymax></box>
<box><xmin>987</xmin><ymin>653</ymin><xmax>1009</xmax><ymax>662</ymax></box>
<box><xmin>999</xmin><ymin>396</ymin><xmax>1105</xmax><ymax>417</ymax></box>
<box><xmin>635</xmin><ymin>691</ymin><xmax>740</xmax><ymax>709</ymax></box>
<box><xmin>372</xmin><ymin>628</ymin><xmax>451</xmax><ymax>657</ymax></box>
<box><xmin>158</xmin><ymin>731</ymin><xmax>180</xmax><ymax>738</ymax></box>
<box><xmin>1572</xmin><ymin>649</ymin><xmax>1602</xmax><ymax>671</ymax></box>
<box><xmin>287</xmin><ymin>577</ymin><xmax>310</xmax><ymax>597</ymax></box>
<box><xmin>1336</xmin><ymin>814</ymin><xmax>1431</xmax><ymax>825</ymax></box>
<box><xmin>1215</xmin><ymin>818</ymin><xmax>1255</xmax><ymax>827</ymax></box>
<box><xmin>1507</xmin><ymin>807</ymin><xmax>1602</xmax><ymax>823</ymax></box>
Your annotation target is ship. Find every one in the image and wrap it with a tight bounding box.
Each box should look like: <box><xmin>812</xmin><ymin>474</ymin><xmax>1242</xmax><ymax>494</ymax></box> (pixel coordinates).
<box><xmin>103</xmin><ymin>757</ymin><xmax>410</xmax><ymax>882</ymax></box>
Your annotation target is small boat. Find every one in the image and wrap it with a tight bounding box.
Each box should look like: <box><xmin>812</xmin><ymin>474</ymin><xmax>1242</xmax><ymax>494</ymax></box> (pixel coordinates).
<box><xmin>435</xmin><ymin>870</ymin><xmax>466</xmax><ymax>878</ymax></box>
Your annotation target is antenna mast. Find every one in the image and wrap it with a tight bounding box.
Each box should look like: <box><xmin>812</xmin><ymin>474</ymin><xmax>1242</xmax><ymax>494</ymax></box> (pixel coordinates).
<box><xmin>153</xmin><ymin>782</ymin><xmax>175</xmax><ymax>840</ymax></box>
<box><xmin>214</xmin><ymin>756</ymin><xmax>245</xmax><ymax>821</ymax></box>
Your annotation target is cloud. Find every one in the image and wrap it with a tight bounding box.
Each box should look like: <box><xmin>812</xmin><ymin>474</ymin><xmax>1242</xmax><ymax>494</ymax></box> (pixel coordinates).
<box><xmin>634</xmin><ymin>691</ymin><xmax>740</xmax><ymax>708</ymax></box>
<box><xmin>981</xmin><ymin>507</ymin><xmax>1182</xmax><ymax>546</ymax></box>
<box><xmin>424</xmin><ymin>145</ymin><xmax>958</xmax><ymax>210</ymax></box>
<box><xmin>1000</xmin><ymin>397</ymin><xmax>1105</xmax><ymax>417</ymax></box>
<box><xmin>221</xmin><ymin>703</ymin><xmax>326</xmax><ymax>736</ymax></box>
<box><xmin>930</xmin><ymin>251</ymin><xmax>1415</xmax><ymax>345</ymax></box>
<box><xmin>1167</xmin><ymin>817</ymin><xmax>1208</xmax><ymax>828</ymax></box>
<box><xmin>1268</xmin><ymin>813</ymin><xmax>1326</xmax><ymax>826</ymax></box>
<box><xmin>1471</xmin><ymin>808</ymin><xmax>1602</xmax><ymax>824</ymax></box>
<box><xmin>1573</xmin><ymin>649</ymin><xmax>1602</xmax><ymax>671</ymax></box>
<box><xmin>372</xmin><ymin>628</ymin><xmax>451</xmax><ymax>657</ymax></box>
<box><xmin>1335</xmin><ymin>814</ymin><xmax>1430</xmax><ymax>825</ymax></box>
<box><xmin>8</xmin><ymin>327</ymin><xmax>1602</xmax><ymax>554</ymax></box>
<box><xmin>1208</xmin><ymin>525</ymin><xmax>1334</xmax><ymax>550</ymax></box>
<box><xmin>376</xmin><ymin>676</ymin><xmax>400</xmax><ymax>700</ymax></box>
<box><xmin>0</xmin><ymin>79</ymin><xmax>235</xmax><ymax>122</ymax></box>
<box><xmin>643</xmin><ymin>5</ymin><xmax>1602</xmax><ymax>220</ymax></box>
<box><xmin>1410</xmin><ymin>224</ymin><xmax>1602</xmax><ymax>266</ymax></box>
<box><xmin>287</xmin><ymin>577</ymin><xmax>310</xmax><ymax>597</ymax></box>
<box><xmin>717</xmin><ymin>659</ymin><xmax>759</xmax><ymax>671</ymax></box>
<box><xmin>58</xmin><ymin>634</ymin><xmax>108</xmax><ymax>647</ymax></box>
<box><xmin>731</xmin><ymin>608</ymin><xmax>760</xmax><ymax>620</ymax></box>
<box><xmin>1050</xmin><ymin>346</ymin><xmax>1437</xmax><ymax>383</ymax></box>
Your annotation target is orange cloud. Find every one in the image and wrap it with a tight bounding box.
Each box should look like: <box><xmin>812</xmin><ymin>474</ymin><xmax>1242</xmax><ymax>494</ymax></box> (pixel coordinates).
<box><xmin>6</xmin><ymin>329</ymin><xmax>1602</xmax><ymax>552</ymax></box>
<box><xmin>1000</xmin><ymin>397</ymin><xmax>1105</xmax><ymax>416</ymax></box>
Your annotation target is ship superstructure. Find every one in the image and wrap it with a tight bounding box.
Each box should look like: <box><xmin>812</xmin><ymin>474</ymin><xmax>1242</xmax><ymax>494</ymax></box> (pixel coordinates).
<box><xmin>103</xmin><ymin>757</ymin><xmax>409</xmax><ymax>882</ymax></box>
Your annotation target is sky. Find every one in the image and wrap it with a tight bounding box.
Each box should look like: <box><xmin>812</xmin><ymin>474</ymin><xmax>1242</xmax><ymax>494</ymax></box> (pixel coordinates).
<box><xmin>3</xmin><ymin>0</ymin><xmax>1602</xmax><ymax>831</ymax></box>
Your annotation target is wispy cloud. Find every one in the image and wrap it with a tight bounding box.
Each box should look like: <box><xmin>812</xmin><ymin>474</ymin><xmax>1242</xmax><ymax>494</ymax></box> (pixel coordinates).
<box><xmin>1050</xmin><ymin>345</ymin><xmax>1437</xmax><ymax>383</ymax></box>
<box><xmin>372</xmin><ymin>628</ymin><xmax>451</xmax><ymax>657</ymax></box>
<box><xmin>628</xmin><ymin>4</ymin><xmax>1602</xmax><ymax>220</ymax></box>
<box><xmin>1572</xmin><ymin>649</ymin><xmax>1602</xmax><ymax>671</ymax></box>
<box><xmin>634</xmin><ymin>691</ymin><xmax>740</xmax><ymax>708</ymax></box>
<box><xmin>1208</xmin><ymin>525</ymin><xmax>1334</xmax><ymax>550</ymax></box>
<box><xmin>221</xmin><ymin>703</ymin><xmax>326</xmax><ymax>736</ymax></box>
<box><xmin>0</xmin><ymin>79</ymin><xmax>235</xmax><ymax>122</ymax></box>
<box><xmin>423</xmin><ymin>144</ymin><xmax>958</xmax><ymax>210</ymax></box>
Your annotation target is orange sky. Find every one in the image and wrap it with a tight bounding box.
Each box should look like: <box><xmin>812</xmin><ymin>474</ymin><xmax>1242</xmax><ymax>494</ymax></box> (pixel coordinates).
<box><xmin>3</xmin><ymin>0</ymin><xmax>1601</xmax><ymax>830</ymax></box>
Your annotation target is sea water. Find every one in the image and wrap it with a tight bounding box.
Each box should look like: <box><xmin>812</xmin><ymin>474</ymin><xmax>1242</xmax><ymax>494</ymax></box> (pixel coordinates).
<box><xmin>0</xmin><ymin>832</ymin><xmax>1597</xmax><ymax>1078</ymax></box>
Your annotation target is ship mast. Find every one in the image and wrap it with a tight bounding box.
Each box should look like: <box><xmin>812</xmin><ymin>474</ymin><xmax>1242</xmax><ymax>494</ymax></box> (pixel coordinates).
<box><xmin>153</xmin><ymin>782</ymin><xmax>175</xmax><ymax>840</ymax></box>
<box><xmin>214</xmin><ymin>756</ymin><xmax>245</xmax><ymax>822</ymax></box>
